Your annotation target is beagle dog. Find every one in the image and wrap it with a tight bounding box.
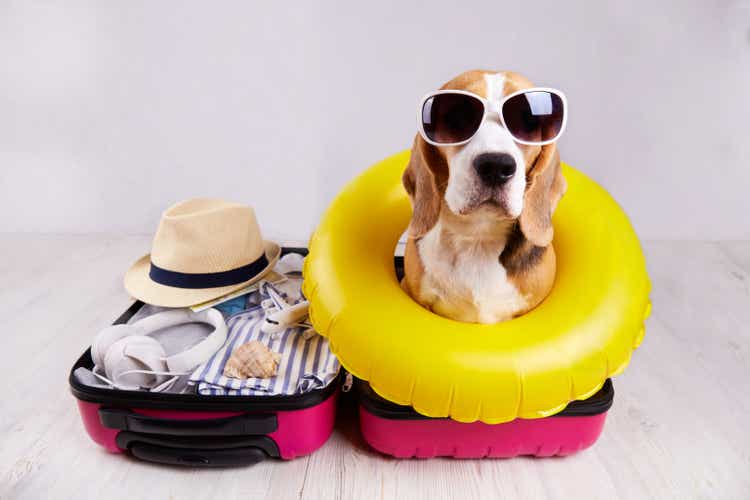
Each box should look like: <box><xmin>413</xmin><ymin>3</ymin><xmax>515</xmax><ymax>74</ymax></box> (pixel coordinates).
<box><xmin>402</xmin><ymin>70</ymin><xmax>567</xmax><ymax>324</ymax></box>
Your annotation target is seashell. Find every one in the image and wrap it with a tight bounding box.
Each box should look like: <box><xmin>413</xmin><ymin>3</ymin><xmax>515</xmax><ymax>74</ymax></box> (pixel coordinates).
<box><xmin>224</xmin><ymin>341</ymin><xmax>282</xmax><ymax>379</ymax></box>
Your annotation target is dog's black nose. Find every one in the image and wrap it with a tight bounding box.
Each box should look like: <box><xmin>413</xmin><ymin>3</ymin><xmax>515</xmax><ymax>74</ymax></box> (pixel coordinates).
<box><xmin>473</xmin><ymin>153</ymin><xmax>517</xmax><ymax>186</ymax></box>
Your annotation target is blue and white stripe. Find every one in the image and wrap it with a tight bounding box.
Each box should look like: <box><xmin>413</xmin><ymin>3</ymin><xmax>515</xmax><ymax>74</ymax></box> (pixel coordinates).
<box><xmin>189</xmin><ymin>283</ymin><xmax>339</xmax><ymax>396</ymax></box>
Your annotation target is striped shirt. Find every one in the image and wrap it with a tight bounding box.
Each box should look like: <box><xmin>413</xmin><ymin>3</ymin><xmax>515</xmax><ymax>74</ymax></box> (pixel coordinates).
<box><xmin>189</xmin><ymin>281</ymin><xmax>340</xmax><ymax>396</ymax></box>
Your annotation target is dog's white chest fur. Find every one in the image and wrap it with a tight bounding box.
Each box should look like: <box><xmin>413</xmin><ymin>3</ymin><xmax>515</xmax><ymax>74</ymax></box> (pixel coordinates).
<box><xmin>416</xmin><ymin>221</ymin><xmax>527</xmax><ymax>323</ymax></box>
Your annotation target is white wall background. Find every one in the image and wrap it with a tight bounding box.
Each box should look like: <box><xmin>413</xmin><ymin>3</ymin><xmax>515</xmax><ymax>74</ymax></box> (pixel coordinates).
<box><xmin>1</xmin><ymin>1</ymin><xmax>748</xmax><ymax>240</ymax></box>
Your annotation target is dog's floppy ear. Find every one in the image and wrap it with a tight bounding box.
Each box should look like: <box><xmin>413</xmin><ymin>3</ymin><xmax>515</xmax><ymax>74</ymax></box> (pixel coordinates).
<box><xmin>519</xmin><ymin>145</ymin><xmax>567</xmax><ymax>247</ymax></box>
<box><xmin>403</xmin><ymin>138</ymin><xmax>444</xmax><ymax>238</ymax></box>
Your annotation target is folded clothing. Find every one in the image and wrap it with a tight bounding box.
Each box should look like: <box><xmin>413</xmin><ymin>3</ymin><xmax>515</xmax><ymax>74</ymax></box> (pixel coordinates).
<box><xmin>74</xmin><ymin>253</ymin><xmax>340</xmax><ymax>397</ymax></box>
<box><xmin>189</xmin><ymin>270</ymin><xmax>340</xmax><ymax>396</ymax></box>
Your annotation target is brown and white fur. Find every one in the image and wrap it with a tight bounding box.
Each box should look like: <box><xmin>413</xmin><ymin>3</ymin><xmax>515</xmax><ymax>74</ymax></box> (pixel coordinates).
<box><xmin>402</xmin><ymin>70</ymin><xmax>567</xmax><ymax>324</ymax></box>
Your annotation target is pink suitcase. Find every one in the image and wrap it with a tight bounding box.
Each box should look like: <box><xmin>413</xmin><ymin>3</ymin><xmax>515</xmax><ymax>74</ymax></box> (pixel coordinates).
<box><xmin>356</xmin><ymin>378</ymin><xmax>613</xmax><ymax>459</ymax></box>
<box><xmin>69</xmin><ymin>250</ymin><xmax>339</xmax><ymax>467</ymax></box>
<box><xmin>352</xmin><ymin>255</ymin><xmax>615</xmax><ymax>459</ymax></box>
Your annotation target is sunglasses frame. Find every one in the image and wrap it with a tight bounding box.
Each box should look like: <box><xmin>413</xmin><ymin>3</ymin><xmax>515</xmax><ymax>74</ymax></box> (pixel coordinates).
<box><xmin>416</xmin><ymin>87</ymin><xmax>568</xmax><ymax>147</ymax></box>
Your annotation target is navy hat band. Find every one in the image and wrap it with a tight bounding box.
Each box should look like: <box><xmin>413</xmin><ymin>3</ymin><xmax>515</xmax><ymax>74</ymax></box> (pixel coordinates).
<box><xmin>149</xmin><ymin>253</ymin><xmax>269</xmax><ymax>289</ymax></box>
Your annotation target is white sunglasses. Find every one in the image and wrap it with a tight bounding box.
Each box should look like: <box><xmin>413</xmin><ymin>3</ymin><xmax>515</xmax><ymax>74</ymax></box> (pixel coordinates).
<box><xmin>417</xmin><ymin>87</ymin><xmax>568</xmax><ymax>147</ymax></box>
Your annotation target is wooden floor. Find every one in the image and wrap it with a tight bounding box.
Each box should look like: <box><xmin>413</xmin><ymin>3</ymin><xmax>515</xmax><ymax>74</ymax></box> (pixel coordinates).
<box><xmin>0</xmin><ymin>235</ymin><xmax>748</xmax><ymax>499</ymax></box>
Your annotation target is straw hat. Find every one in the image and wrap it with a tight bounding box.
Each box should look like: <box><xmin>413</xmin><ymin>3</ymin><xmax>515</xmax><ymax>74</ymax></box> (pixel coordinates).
<box><xmin>125</xmin><ymin>198</ymin><xmax>280</xmax><ymax>307</ymax></box>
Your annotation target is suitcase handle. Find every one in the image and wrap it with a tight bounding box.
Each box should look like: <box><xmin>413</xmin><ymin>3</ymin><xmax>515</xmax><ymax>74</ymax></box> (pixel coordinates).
<box><xmin>129</xmin><ymin>441</ymin><xmax>268</xmax><ymax>467</ymax></box>
<box><xmin>114</xmin><ymin>430</ymin><xmax>280</xmax><ymax>467</ymax></box>
<box><xmin>99</xmin><ymin>408</ymin><xmax>278</xmax><ymax>436</ymax></box>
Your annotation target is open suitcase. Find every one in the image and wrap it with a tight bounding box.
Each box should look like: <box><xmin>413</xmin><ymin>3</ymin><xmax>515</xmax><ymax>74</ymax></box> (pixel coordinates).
<box><xmin>356</xmin><ymin>378</ymin><xmax>613</xmax><ymax>458</ymax></box>
<box><xmin>69</xmin><ymin>248</ymin><xmax>339</xmax><ymax>467</ymax></box>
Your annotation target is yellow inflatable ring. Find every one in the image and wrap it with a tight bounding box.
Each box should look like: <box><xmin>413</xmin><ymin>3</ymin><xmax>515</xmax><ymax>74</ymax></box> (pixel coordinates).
<box><xmin>303</xmin><ymin>150</ymin><xmax>651</xmax><ymax>424</ymax></box>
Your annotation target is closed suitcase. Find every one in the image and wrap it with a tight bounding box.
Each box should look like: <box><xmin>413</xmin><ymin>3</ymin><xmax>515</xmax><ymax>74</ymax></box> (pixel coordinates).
<box><xmin>69</xmin><ymin>249</ymin><xmax>339</xmax><ymax>467</ymax></box>
<box><xmin>357</xmin><ymin>378</ymin><xmax>613</xmax><ymax>459</ymax></box>
<box><xmin>351</xmin><ymin>256</ymin><xmax>615</xmax><ymax>459</ymax></box>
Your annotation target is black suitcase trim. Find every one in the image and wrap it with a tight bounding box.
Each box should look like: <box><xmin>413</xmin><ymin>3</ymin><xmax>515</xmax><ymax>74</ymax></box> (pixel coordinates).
<box><xmin>357</xmin><ymin>378</ymin><xmax>614</xmax><ymax>420</ymax></box>
<box><xmin>99</xmin><ymin>407</ymin><xmax>279</xmax><ymax>435</ymax></box>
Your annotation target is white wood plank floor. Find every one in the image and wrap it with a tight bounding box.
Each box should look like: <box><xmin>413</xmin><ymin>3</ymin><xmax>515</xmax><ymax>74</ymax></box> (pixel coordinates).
<box><xmin>0</xmin><ymin>235</ymin><xmax>748</xmax><ymax>499</ymax></box>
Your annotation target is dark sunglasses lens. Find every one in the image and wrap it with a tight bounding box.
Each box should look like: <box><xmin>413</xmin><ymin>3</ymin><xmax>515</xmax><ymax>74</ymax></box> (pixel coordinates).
<box><xmin>422</xmin><ymin>93</ymin><xmax>484</xmax><ymax>144</ymax></box>
<box><xmin>502</xmin><ymin>91</ymin><xmax>564</xmax><ymax>143</ymax></box>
